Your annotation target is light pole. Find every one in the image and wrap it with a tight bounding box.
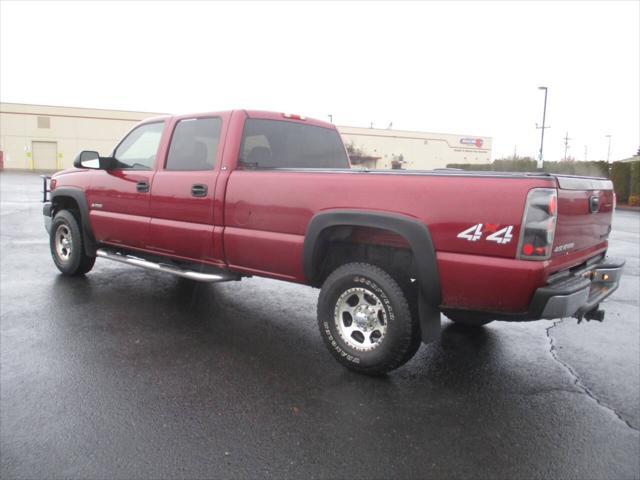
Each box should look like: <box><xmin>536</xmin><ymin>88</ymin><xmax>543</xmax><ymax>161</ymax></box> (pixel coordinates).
<box><xmin>536</xmin><ymin>86</ymin><xmax>549</xmax><ymax>169</ymax></box>
<box><xmin>605</xmin><ymin>134</ymin><xmax>612</xmax><ymax>163</ymax></box>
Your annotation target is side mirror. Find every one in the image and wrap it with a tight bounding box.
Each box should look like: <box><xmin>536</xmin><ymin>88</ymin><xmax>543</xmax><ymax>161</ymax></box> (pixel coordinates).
<box><xmin>73</xmin><ymin>150</ymin><xmax>100</xmax><ymax>169</ymax></box>
<box><xmin>73</xmin><ymin>151</ymin><xmax>117</xmax><ymax>170</ymax></box>
<box><xmin>98</xmin><ymin>157</ymin><xmax>118</xmax><ymax>170</ymax></box>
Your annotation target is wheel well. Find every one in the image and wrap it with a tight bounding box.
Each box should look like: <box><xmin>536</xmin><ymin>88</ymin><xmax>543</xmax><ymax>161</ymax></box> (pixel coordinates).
<box><xmin>313</xmin><ymin>226</ymin><xmax>417</xmax><ymax>287</ymax></box>
<box><xmin>52</xmin><ymin>196</ymin><xmax>80</xmax><ymax>218</ymax></box>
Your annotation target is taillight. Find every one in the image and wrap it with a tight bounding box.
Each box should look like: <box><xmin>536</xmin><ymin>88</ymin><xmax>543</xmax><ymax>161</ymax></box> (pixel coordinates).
<box><xmin>517</xmin><ymin>188</ymin><xmax>558</xmax><ymax>260</ymax></box>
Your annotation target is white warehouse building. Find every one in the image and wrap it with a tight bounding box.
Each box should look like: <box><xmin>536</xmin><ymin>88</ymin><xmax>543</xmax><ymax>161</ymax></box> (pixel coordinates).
<box><xmin>0</xmin><ymin>103</ymin><xmax>492</xmax><ymax>171</ymax></box>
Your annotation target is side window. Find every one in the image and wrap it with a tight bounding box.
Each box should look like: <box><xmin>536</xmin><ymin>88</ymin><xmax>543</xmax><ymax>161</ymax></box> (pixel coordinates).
<box><xmin>114</xmin><ymin>122</ymin><xmax>164</xmax><ymax>170</ymax></box>
<box><xmin>239</xmin><ymin>119</ymin><xmax>350</xmax><ymax>169</ymax></box>
<box><xmin>166</xmin><ymin>117</ymin><xmax>222</xmax><ymax>171</ymax></box>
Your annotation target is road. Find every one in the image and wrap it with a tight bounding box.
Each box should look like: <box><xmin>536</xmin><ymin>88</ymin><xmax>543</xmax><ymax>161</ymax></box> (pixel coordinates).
<box><xmin>1</xmin><ymin>171</ymin><xmax>638</xmax><ymax>479</ymax></box>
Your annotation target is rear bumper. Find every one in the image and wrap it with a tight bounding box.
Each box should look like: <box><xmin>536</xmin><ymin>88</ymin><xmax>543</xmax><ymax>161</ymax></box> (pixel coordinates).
<box><xmin>441</xmin><ymin>255</ymin><xmax>625</xmax><ymax>322</ymax></box>
<box><xmin>530</xmin><ymin>256</ymin><xmax>624</xmax><ymax>320</ymax></box>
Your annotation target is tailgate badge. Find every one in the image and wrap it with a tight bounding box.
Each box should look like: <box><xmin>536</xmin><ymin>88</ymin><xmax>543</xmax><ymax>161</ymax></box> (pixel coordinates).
<box><xmin>554</xmin><ymin>242</ymin><xmax>575</xmax><ymax>253</ymax></box>
<box><xmin>589</xmin><ymin>195</ymin><xmax>600</xmax><ymax>213</ymax></box>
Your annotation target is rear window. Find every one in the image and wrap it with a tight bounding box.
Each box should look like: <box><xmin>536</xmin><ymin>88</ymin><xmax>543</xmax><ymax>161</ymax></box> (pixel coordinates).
<box><xmin>239</xmin><ymin>119</ymin><xmax>349</xmax><ymax>169</ymax></box>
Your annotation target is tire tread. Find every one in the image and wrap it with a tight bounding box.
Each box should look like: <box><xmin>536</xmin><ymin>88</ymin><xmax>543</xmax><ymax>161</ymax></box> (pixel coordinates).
<box><xmin>318</xmin><ymin>262</ymin><xmax>421</xmax><ymax>375</ymax></box>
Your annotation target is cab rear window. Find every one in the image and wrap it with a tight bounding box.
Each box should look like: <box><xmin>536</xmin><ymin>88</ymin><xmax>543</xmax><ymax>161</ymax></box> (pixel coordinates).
<box><xmin>239</xmin><ymin>119</ymin><xmax>349</xmax><ymax>169</ymax></box>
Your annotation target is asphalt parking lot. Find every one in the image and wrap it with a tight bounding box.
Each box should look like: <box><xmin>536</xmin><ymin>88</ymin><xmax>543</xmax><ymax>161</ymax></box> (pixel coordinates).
<box><xmin>1</xmin><ymin>171</ymin><xmax>638</xmax><ymax>479</ymax></box>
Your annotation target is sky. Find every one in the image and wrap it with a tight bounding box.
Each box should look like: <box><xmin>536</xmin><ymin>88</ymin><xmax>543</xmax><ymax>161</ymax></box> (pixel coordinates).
<box><xmin>1</xmin><ymin>0</ymin><xmax>638</xmax><ymax>162</ymax></box>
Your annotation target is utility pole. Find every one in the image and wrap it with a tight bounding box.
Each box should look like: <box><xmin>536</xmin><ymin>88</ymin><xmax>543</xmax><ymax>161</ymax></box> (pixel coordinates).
<box><xmin>328</xmin><ymin>114</ymin><xmax>333</xmax><ymax>124</ymax></box>
<box><xmin>563</xmin><ymin>132</ymin><xmax>571</xmax><ymax>160</ymax></box>
<box><xmin>605</xmin><ymin>134</ymin><xmax>612</xmax><ymax>163</ymax></box>
<box><xmin>584</xmin><ymin>145</ymin><xmax>588</xmax><ymax>161</ymax></box>
<box><xmin>536</xmin><ymin>86</ymin><xmax>550</xmax><ymax>169</ymax></box>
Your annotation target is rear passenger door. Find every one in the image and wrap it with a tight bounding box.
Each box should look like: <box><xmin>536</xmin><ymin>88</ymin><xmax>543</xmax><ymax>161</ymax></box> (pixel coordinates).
<box><xmin>146</xmin><ymin>117</ymin><xmax>223</xmax><ymax>262</ymax></box>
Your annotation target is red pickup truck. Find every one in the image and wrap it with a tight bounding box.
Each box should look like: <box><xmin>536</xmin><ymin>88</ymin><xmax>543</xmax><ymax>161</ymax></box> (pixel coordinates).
<box><xmin>43</xmin><ymin>110</ymin><xmax>624</xmax><ymax>374</ymax></box>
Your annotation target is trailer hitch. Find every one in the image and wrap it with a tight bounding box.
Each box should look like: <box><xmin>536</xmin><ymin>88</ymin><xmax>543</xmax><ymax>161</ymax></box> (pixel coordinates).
<box><xmin>576</xmin><ymin>304</ymin><xmax>605</xmax><ymax>324</ymax></box>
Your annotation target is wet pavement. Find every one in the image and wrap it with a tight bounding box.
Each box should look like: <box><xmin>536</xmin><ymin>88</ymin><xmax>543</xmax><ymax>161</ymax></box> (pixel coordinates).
<box><xmin>1</xmin><ymin>171</ymin><xmax>638</xmax><ymax>479</ymax></box>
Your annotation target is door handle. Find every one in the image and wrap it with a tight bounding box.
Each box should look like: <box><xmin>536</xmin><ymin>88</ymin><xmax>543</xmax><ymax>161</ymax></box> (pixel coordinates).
<box><xmin>191</xmin><ymin>184</ymin><xmax>208</xmax><ymax>197</ymax></box>
<box><xmin>136</xmin><ymin>181</ymin><xmax>149</xmax><ymax>193</ymax></box>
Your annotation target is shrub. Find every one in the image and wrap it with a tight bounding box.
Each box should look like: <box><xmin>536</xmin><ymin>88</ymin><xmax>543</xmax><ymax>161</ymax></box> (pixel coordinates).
<box><xmin>630</xmin><ymin>161</ymin><xmax>640</xmax><ymax>196</ymax></box>
<box><xmin>610</xmin><ymin>162</ymin><xmax>631</xmax><ymax>203</ymax></box>
<box><xmin>446</xmin><ymin>163</ymin><xmax>492</xmax><ymax>171</ymax></box>
<box><xmin>494</xmin><ymin>158</ymin><xmax>538</xmax><ymax>172</ymax></box>
<box><xmin>543</xmin><ymin>161</ymin><xmax>609</xmax><ymax>177</ymax></box>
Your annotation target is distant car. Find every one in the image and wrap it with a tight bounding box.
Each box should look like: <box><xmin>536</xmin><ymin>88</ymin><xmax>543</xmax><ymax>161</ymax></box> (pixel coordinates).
<box><xmin>43</xmin><ymin>110</ymin><xmax>624</xmax><ymax>374</ymax></box>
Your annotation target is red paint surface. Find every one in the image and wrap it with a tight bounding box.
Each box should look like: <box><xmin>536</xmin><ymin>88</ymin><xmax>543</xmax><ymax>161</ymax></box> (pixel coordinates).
<box><xmin>51</xmin><ymin>110</ymin><xmax>614</xmax><ymax>314</ymax></box>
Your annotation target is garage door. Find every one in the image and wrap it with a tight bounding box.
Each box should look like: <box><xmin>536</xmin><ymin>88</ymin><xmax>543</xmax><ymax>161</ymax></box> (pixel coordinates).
<box><xmin>32</xmin><ymin>141</ymin><xmax>58</xmax><ymax>170</ymax></box>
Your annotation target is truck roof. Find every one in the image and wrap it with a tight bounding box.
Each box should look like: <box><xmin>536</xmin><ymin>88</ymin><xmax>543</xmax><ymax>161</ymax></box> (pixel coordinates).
<box><xmin>140</xmin><ymin>109</ymin><xmax>335</xmax><ymax>130</ymax></box>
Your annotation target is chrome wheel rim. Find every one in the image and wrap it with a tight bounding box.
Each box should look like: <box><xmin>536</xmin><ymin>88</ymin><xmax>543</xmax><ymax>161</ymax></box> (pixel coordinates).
<box><xmin>334</xmin><ymin>287</ymin><xmax>387</xmax><ymax>351</ymax></box>
<box><xmin>55</xmin><ymin>224</ymin><xmax>73</xmax><ymax>261</ymax></box>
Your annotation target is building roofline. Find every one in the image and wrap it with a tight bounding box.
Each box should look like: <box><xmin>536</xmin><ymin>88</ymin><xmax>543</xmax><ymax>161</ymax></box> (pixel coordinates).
<box><xmin>0</xmin><ymin>101</ymin><xmax>167</xmax><ymax>116</ymax></box>
<box><xmin>337</xmin><ymin>124</ymin><xmax>491</xmax><ymax>140</ymax></box>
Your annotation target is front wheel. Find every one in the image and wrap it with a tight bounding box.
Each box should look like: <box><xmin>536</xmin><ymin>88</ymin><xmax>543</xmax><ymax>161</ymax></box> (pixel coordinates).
<box><xmin>50</xmin><ymin>210</ymin><xmax>96</xmax><ymax>276</ymax></box>
<box><xmin>317</xmin><ymin>262</ymin><xmax>421</xmax><ymax>375</ymax></box>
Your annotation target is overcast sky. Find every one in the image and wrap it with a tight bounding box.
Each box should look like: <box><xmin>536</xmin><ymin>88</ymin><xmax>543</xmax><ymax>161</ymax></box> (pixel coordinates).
<box><xmin>1</xmin><ymin>0</ymin><xmax>638</xmax><ymax>161</ymax></box>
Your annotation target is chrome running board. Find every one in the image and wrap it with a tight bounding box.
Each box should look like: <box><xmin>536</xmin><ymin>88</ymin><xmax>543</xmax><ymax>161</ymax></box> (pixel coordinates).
<box><xmin>96</xmin><ymin>248</ymin><xmax>238</xmax><ymax>283</ymax></box>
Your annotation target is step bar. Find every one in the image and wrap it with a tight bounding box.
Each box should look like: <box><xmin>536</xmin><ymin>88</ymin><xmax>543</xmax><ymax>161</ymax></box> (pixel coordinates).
<box><xmin>96</xmin><ymin>248</ymin><xmax>239</xmax><ymax>283</ymax></box>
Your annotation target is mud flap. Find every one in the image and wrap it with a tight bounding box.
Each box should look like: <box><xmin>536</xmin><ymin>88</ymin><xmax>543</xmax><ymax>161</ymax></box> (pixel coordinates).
<box><xmin>419</xmin><ymin>292</ymin><xmax>441</xmax><ymax>343</ymax></box>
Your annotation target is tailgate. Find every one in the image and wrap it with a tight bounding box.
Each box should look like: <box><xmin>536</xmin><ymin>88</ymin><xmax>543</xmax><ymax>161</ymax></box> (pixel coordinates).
<box><xmin>552</xmin><ymin>175</ymin><xmax>614</xmax><ymax>256</ymax></box>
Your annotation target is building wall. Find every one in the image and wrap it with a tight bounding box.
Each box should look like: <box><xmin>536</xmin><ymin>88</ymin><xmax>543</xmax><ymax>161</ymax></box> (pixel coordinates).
<box><xmin>0</xmin><ymin>103</ymin><xmax>164</xmax><ymax>170</ymax></box>
<box><xmin>0</xmin><ymin>103</ymin><xmax>492</xmax><ymax>171</ymax></box>
<box><xmin>338</xmin><ymin>126</ymin><xmax>492</xmax><ymax>170</ymax></box>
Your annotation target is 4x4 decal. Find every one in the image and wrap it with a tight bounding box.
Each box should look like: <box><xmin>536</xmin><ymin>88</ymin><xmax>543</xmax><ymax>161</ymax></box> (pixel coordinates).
<box><xmin>457</xmin><ymin>223</ymin><xmax>514</xmax><ymax>244</ymax></box>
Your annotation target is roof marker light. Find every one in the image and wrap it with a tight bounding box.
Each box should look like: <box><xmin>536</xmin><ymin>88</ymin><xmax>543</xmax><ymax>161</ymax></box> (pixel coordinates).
<box><xmin>283</xmin><ymin>113</ymin><xmax>307</xmax><ymax>120</ymax></box>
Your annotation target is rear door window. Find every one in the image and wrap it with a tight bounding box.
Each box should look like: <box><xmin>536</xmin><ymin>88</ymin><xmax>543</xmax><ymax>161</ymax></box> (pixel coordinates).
<box><xmin>239</xmin><ymin>119</ymin><xmax>349</xmax><ymax>169</ymax></box>
<box><xmin>165</xmin><ymin>117</ymin><xmax>222</xmax><ymax>171</ymax></box>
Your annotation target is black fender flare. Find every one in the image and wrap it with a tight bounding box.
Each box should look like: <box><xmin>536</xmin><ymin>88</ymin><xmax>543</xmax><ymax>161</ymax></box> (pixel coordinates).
<box><xmin>303</xmin><ymin>209</ymin><xmax>441</xmax><ymax>307</ymax></box>
<box><xmin>50</xmin><ymin>187</ymin><xmax>97</xmax><ymax>256</ymax></box>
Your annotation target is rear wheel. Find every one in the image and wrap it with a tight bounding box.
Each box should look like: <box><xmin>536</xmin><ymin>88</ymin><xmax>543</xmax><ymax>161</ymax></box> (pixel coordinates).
<box><xmin>317</xmin><ymin>262</ymin><xmax>421</xmax><ymax>375</ymax></box>
<box><xmin>50</xmin><ymin>210</ymin><xmax>96</xmax><ymax>275</ymax></box>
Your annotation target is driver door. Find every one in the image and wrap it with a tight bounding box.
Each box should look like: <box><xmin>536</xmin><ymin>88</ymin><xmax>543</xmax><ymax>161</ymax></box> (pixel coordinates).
<box><xmin>86</xmin><ymin>121</ymin><xmax>165</xmax><ymax>249</ymax></box>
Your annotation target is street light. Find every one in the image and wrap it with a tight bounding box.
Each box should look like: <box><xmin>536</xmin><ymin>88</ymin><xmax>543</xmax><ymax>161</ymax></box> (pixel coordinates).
<box><xmin>536</xmin><ymin>86</ymin><xmax>549</xmax><ymax>169</ymax></box>
<box><xmin>605</xmin><ymin>134</ymin><xmax>612</xmax><ymax>163</ymax></box>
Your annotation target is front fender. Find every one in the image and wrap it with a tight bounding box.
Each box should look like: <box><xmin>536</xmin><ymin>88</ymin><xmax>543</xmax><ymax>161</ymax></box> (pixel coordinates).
<box><xmin>50</xmin><ymin>187</ymin><xmax>97</xmax><ymax>256</ymax></box>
